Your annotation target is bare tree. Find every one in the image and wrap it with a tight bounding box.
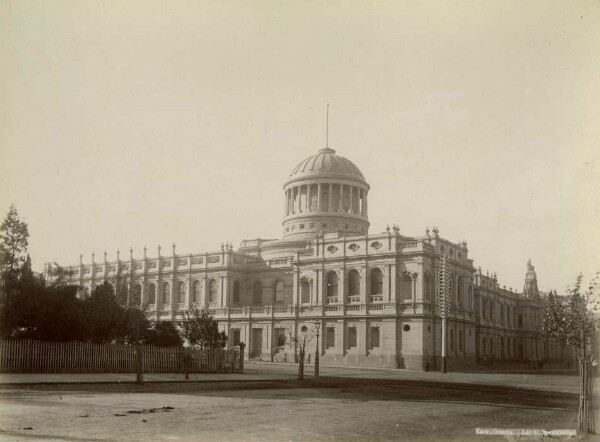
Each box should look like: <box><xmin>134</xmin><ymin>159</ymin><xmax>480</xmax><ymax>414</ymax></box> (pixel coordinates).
<box><xmin>288</xmin><ymin>325</ymin><xmax>315</xmax><ymax>381</ymax></box>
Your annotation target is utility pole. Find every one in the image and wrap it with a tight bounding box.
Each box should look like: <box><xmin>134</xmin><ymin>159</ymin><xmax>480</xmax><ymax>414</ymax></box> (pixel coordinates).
<box><xmin>437</xmin><ymin>256</ymin><xmax>453</xmax><ymax>373</ymax></box>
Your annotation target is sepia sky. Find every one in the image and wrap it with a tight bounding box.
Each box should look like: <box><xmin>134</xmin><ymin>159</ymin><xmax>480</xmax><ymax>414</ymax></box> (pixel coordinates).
<box><xmin>1</xmin><ymin>0</ymin><xmax>599</xmax><ymax>292</ymax></box>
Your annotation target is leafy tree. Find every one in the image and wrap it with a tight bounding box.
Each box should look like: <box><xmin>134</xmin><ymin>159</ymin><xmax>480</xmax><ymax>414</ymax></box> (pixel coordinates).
<box><xmin>0</xmin><ymin>275</ymin><xmax>85</xmax><ymax>341</ymax></box>
<box><xmin>112</xmin><ymin>306</ymin><xmax>151</xmax><ymax>345</ymax></box>
<box><xmin>82</xmin><ymin>281</ymin><xmax>124</xmax><ymax>343</ymax></box>
<box><xmin>0</xmin><ymin>205</ymin><xmax>30</xmax><ymax>292</ymax></box>
<box><xmin>542</xmin><ymin>274</ymin><xmax>599</xmax><ymax>434</ymax></box>
<box><xmin>114</xmin><ymin>265</ymin><xmax>130</xmax><ymax>307</ymax></box>
<box><xmin>46</xmin><ymin>262</ymin><xmax>77</xmax><ymax>288</ymax></box>
<box><xmin>180</xmin><ymin>307</ymin><xmax>226</xmax><ymax>350</ymax></box>
<box><xmin>145</xmin><ymin>321</ymin><xmax>183</xmax><ymax>347</ymax></box>
<box><xmin>30</xmin><ymin>285</ymin><xmax>85</xmax><ymax>341</ymax></box>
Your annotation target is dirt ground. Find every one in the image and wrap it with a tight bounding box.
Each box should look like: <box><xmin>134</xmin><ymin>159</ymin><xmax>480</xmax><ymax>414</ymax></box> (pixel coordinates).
<box><xmin>0</xmin><ymin>376</ymin><xmax>589</xmax><ymax>442</ymax></box>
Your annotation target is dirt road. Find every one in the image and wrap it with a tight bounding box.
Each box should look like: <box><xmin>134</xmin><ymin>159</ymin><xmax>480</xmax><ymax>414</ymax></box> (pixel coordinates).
<box><xmin>0</xmin><ymin>375</ymin><xmax>583</xmax><ymax>442</ymax></box>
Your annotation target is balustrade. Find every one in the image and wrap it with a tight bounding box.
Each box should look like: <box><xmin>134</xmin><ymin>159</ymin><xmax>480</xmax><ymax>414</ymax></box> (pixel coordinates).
<box><xmin>347</xmin><ymin>296</ymin><xmax>360</xmax><ymax>304</ymax></box>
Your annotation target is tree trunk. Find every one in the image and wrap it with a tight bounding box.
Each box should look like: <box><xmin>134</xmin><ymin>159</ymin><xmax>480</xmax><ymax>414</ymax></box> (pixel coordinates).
<box><xmin>578</xmin><ymin>358</ymin><xmax>595</xmax><ymax>434</ymax></box>
<box><xmin>298</xmin><ymin>348</ymin><xmax>304</xmax><ymax>380</ymax></box>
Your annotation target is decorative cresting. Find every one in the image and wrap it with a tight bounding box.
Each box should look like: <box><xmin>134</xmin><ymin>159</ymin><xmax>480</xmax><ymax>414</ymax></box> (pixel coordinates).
<box><xmin>282</xmin><ymin>147</ymin><xmax>370</xmax><ymax>239</ymax></box>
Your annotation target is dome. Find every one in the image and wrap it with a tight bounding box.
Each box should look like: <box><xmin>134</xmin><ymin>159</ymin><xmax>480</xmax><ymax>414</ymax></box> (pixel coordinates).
<box><xmin>287</xmin><ymin>147</ymin><xmax>366</xmax><ymax>185</ymax></box>
<box><xmin>282</xmin><ymin>147</ymin><xmax>370</xmax><ymax>240</ymax></box>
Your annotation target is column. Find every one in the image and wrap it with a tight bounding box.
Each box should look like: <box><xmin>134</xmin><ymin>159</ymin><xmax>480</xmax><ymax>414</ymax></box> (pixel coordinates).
<box><xmin>307</xmin><ymin>184</ymin><xmax>312</xmax><ymax>211</ymax></box>
<box><xmin>317</xmin><ymin>184</ymin><xmax>322</xmax><ymax>211</ymax></box>
<box><xmin>412</xmin><ymin>274</ymin><xmax>418</xmax><ymax>304</ymax></box>
<box><xmin>349</xmin><ymin>186</ymin><xmax>354</xmax><ymax>213</ymax></box>
<box><xmin>360</xmin><ymin>190</ymin><xmax>365</xmax><ymax>215</ymax></box>
<box><xmin>293</xmin><ymin>187</ymin><xmax>297</xmax><ymax>214</ymax></box>
<box><xmin>293</xmin><ymin>263</ymin><xmax>300</xmax><ymax>306</ymax></box>
<box><xmin>389</xmin><ymin>264</ymin><xmax>396</xmax><ymax>303</ymax></box>
<box><xmin>203</xmin><ymin>277</ymin><xmax>209</xmax><ymax>309</ymax></box>
<box><xmin>328</xmin><ymin>184</ymin><xmax>333</xmax><ymax>212</ymax></box>
<box><xmin>188</xmin><ymin>272</ymin><xmax>193</xmax><ymax>310</ymax></box>
<box><xmin>363</xmin><ymin>190</ymin><xmax>368</xmax><ymax>218</ymax></box>
<box><xmin>222</xmin><ymin>275</ymin><xmax>228</xmax><ymax>307</ymax></box>
<box><xmin>299</xmin><ymin>186</ymin><xmax>303</xmax><ymax>213</ymax></box>
<box><xmin>339</xmin><ymin>184</ymin><xmax>344</xmax><ymax>212</ymax></box>
<box><xmin>359</xmin><ymin>267</ymin><xmax>367</xmax><ymax>304</ymax></box>
<box><xmin>338</xmin><ymin>267</ymin><xmax>345</xmax><ymax>305</ymax></box>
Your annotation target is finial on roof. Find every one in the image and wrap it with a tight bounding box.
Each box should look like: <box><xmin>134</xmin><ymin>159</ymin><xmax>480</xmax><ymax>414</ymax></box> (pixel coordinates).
<box><xmin>326</xmin><ymin>104</ymin><xmax>329</xmax><ymax>149</ymax></box>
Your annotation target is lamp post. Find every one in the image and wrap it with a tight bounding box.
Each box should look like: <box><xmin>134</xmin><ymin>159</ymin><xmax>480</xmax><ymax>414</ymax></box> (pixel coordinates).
<box><xmin>314</xmin><ymin>322</ymin><xmax>321</xmax><ymax>378</ymax></box>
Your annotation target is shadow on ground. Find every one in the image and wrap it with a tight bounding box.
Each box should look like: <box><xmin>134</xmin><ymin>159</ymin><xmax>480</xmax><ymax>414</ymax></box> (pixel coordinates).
<box><xmin>0</xmin><ymin>376</ymin><xmax>584</xmax><ymax>411</ymax></box>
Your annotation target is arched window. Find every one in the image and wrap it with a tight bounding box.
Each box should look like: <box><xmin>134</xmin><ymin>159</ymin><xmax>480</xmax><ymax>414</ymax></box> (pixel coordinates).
<box><xmin>301</xmin><ymin>279</ymin><xmax>310</xmax><ymax>304</ymax></box>
<box><xmin>274</xmin><ymin>280</ymin><xmax>284</xmax><ymax>303</ymax></box>
<box><xmin>347</xmin><ymin>270</ymin><xmax>360</xmax><ymax>300</ymax></box>
<box><xmin>233</xmin><ymin>280</ymin><xmax>240</xmax><ymax>304</ymax></box>
<box><xmin>326</xmin><ymin>272</ymin><xmax>338</xmax><ymax>299</ymax></box>
<box><xmin>148</xmin><ymin>283</ymin><xmax>156</xmax><ymax>304</ymax></box>
<box><xmin>424</xmin><ymin>272</ymin><xmax>433</xmax><ymax>302</ymax></box>
<box><xmin>457</xmin><ymin>276</ymin><xmax>463</xmax><ymax>307</ymax></box>
<box><xmin>370</xmin><ymin>268</ymin><xmax>383</xmax><ymax>297</ymax></box>
<box><xmin>162</xmin><ymin>282</ymin><xmax>170</xmax><ymax>304</ymax></box>
<box><xmin>209</xmin><ymin>279</ymin><xmax>219</xmax><ymax>303</ymax></box>
<box><xmin>253</xmin><ymin>281</ymin><xmax>262</xmax><ymax>303</ymax></box>
<box><xmin>401</xmin><ymin>273</ymin><xmax>412</xmax><ymax>301</ymax></box>
<box><xmin>192</xmin><ymin>280</ymin><xmax>201</xmax><ymax>303</ymax></box>
<box><xmin>178</xmin><ymin>281</ymin><xmax>186</xmax><ymax>303</ymax></box>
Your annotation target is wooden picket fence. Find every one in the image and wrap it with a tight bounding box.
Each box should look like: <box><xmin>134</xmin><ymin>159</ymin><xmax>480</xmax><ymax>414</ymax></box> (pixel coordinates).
<box><xmin>0</xmin><ymin>339</ymin><xmax>242</xmax><ymax>374</ymax></box>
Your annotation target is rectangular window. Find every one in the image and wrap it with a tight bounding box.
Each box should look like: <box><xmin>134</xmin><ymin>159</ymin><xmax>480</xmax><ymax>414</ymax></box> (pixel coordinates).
<box><xmin>482</xmin><ymin>336</ymin><xmax>487</xmax><ymax>353</ymax></box>
<box><xmin>518</xmin><ymin>314</ymin><xmax>523</xmax><ymax>328</ymax></box>
<box><xmin>230</xmin><ymin>329</ymin><xmax>241</xmax><ymax>346</ymax></box>
<box><xmin>326</xmin><ymin>327</ymin><xmax>335</xmax><ymax>349</ymax></box>
<box><xmin>458</xmin><ymin>330</ymin><xmax>463</xmax><ymax>352</ymax></box>
<box><xmin>369</xmin><ymin>326</ymin><xmax>380</xmax><ymax>350</ymax></box>
<box><xmin>347</xmin><ymin>327</ymin><xmax>357</xmax><ymax>349</ymax></box>
<box><xmin>275</xmin><ymin>328</ymin><xmax>287</xmax><ymax>347</ymax></box>
<box><xmin>450</xmin><ymin>329</ymin><xmax>455</xmax><ymax>351</ymax></box>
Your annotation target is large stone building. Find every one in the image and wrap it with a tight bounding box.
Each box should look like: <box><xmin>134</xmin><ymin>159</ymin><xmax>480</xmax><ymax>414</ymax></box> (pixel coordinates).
<box><xmin>50</xmin><ymin>147</ymin><xmax>569</xmax><ymax>370</ymax></box>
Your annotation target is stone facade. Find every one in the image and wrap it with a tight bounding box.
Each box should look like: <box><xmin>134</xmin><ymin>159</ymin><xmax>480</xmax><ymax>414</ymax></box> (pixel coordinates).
<box><xmin>51</xmin><ymin>147</ymin><xmax>571</xmax><ymax>371</ymax></box>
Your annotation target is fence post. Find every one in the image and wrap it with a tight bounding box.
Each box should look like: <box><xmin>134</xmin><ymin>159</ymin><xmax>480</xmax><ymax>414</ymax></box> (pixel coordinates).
<box><xmin>136</xmin><ymin>344</ymin><xmax>144</xmax><ymax>384</ymax></box>
<box><xmin>239</xmin><ymin>342</ymin><xmax>245</xmax><ymax>373</ymax></box>
<box><xmin>183</xmin><ymin>347</ymin><xmax>191</xmax><ymax>380</ymax></box>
